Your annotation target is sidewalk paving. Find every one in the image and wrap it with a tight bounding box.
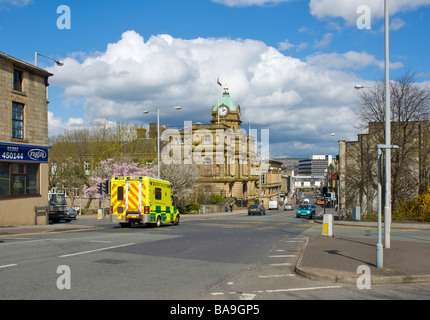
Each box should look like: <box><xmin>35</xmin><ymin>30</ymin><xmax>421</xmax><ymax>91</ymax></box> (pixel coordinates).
<box><xmin>295</xmin><ymin>233</ymin><xmax>430</xmax><ymax>285</ymax></box>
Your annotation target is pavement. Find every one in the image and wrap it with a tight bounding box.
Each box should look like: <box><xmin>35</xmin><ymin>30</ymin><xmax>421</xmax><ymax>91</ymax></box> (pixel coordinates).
<box><xmin>296</xmin><ymin>218</ymin><xmax>430</xmax><ymax>285</ymax></box>
<box><xmin>1</xmin><ymin>209</ymin><xmax>430</xmax><ymax>285</ymax></box>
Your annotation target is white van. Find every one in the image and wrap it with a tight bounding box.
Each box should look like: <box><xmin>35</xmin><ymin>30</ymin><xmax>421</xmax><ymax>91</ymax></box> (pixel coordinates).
<box><xmin>268</xmin><ymin>201</ymin><xmax>279</xmax><ymax>210</ymax></box>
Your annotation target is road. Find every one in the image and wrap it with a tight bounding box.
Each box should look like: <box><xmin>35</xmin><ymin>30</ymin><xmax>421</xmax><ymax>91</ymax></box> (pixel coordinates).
<box><xmin>1</xmin><ymin>205</ymin><xmax>430</xmax><ymax>300</ymax></box>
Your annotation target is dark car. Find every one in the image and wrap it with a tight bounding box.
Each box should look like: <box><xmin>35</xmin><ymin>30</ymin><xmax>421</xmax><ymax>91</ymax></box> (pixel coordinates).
<box><xmin>248</xmin><ymin>204</ymin><xmax>266</xmax><ymax>215</ymax></box>
<box><xmin>65</xmin><ymin>208</ymin><xmax>77</xmax><ymax>222</ymax></box>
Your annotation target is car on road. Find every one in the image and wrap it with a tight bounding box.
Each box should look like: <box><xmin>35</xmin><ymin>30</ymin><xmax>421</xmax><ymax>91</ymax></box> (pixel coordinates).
<box><xmin>268</xmin><ymin>201</ymin><xmax>279</xmax><ymax>210</ymax></box>
<box><xmin>65</xmin><ymin>208</ymin><xmax>77</xmax><ymax>222</ymax></box>
<box><xmin>284</xmin><ymin>203</ymin><xmax>293</xmax><ymax>211</ymax></box>
<box><xmin>248</xmin><ymin>204</ymin><xmax>266</xmax><ymax>215</ymax></box>
<box><xmin>296</xmin><ymin>204</ymin><xmax>313</xmax><ymax>219</ymax></box>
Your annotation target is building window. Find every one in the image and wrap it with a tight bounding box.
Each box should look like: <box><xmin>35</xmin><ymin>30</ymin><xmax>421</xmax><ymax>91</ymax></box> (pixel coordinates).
<box><xmin>0</xmin><ymin>163</ymin><xmax>40</xmax><ymax>197</ymax></box>
<box><xmin>204</xmin><ymin>135</ymin><xmax>211</xmax><ymax>145</ymax></box>
<box><xmin>13</xmin><ymin>69</ymin><xmax>23</xmax><ymax>92</ymax></box>
<box><xmin>12</xmin><ymin>102</ymin><xmax>24</xmax><ymax>139</ymax></box>
<box><xmin>84</xmin><ymin>162</ymin><xmax>91</xmax><ymax>175</ymax></box>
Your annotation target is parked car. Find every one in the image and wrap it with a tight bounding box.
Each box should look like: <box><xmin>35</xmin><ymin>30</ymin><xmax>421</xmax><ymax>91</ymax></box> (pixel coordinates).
<box><xmin>65</xmin><ymin>208</ymin><xmax>77</xmax><ymax>222</ymax></box>
<box><xmin>248</xmin><ymin>204</ymin><xmax>266</xmax><ymax>215</ymax></box>
<box><xmin>284</xmin><ymin>203</ymin><xmax>293</xmax><ymax>211</ymax></box>
<box><xmin>296</xmin><ymin>204</ymin><xmax>313</xmax><ymax>219</ymax></box>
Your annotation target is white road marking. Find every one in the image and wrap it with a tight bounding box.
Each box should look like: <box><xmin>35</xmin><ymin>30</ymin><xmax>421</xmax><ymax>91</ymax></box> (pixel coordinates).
<box><xmin>258</xmin><ymin>274</ymin><xmax>295</xmax><ymax>278</ymax></box>
<box><xmin>90</xmin><ymin>240</ymin><xmax>112</xmax><ymax>243</ymax></box>
<box><xmin>59</xmin><ymin>243</ymin><xmax>136</xmax><ymax>258</ymax></box>
<box><xmin>0</xmin><ymin>264</ymin><xmax>17</xmax><ymax>269</ymax></box>
<box><xmin>0</xmin><ymin>239</ymin><xmax>52</xmax><ymax>246</ymax></box>
<box><xmin>239</xmin><ymin>293</ymin><xmax>256</xmax><ymax>300</ymax></box>
<box><xmin>269</xmin><ymin>263</ymin><xmax>292</xmax><ymax>266</ymax></box>
<box><xmin>269</xmin><ymin>255</ymin><xmax>297</xmax><ymax>258</ymax></box>
<box><xmin>266</xmin><ymin>286</ymin><xmax>342</xmax><ymax>293</ymax></box>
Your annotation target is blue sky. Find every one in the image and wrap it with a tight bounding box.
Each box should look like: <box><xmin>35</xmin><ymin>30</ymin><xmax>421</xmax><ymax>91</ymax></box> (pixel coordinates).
<box><xmin>1</xmin><ymin>0</ymin><xmax>430</xmax><ymax>158</ymax></box>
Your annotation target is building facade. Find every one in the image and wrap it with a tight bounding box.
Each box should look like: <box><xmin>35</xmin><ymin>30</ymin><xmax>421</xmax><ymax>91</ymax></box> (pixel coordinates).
<box><xmin>0</xmin><ymin>52</ymin><xmax>52</xmax><ymax>225</ymax></box>
<box><xmin>165</xmin><ymin>85</ymin><xmax>284</xmax><ymax>206</ymax></box>
<box><xmin>298</xmin><ymin>155</ymin><xmax>332</xmax><ymax>176</ymax></box>
<box><xmin>338</xmin><ymin>121</ymin><xmax>430</xmax><ymax>216</ymax></box>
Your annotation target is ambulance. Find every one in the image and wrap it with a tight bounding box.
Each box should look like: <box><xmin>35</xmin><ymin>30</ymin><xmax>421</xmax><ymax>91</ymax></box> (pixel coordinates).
<box><xmin>110</xmin><ymin>176</ymin><xmax>179</xmax><ymax>228</ymax></box>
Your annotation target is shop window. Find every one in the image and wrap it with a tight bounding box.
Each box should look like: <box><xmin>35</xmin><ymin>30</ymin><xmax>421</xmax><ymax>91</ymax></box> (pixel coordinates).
<box><xmin>0</xmin><ymin>163</ymin><xmax>40</xmax><ymax>197</ymax></box>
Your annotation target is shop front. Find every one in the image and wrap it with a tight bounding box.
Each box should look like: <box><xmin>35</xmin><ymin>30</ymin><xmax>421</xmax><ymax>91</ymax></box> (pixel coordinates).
<box><xmin>0</xmin><ymin>142</ymin><xmax>50</xmax><ymax>225</ymax></box>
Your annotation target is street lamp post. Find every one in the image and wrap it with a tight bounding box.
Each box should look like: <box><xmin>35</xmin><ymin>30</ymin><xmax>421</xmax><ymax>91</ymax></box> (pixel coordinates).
<box><xmin>355</xmin><ymin>0</ymin><xmax>392</xmax><ymax>248</ymax></box>
<box><xmin>35</xmin><ymin>52</ymin><xmax>64</xmax><ymax>67</ymax></box>
<box><xmin>143</xmin><ymin>106</ymin><xmax>182</xmax><ymax>179</ymax></box>
<box><xmin>376</xmin><ymin>144</ymin><xmax>398</xmax><ymax>268</ymax></box>
<box><xmin>384</xmin><ymin>0</ymin><xmax>392</xmax><ymax>249</ymax></box>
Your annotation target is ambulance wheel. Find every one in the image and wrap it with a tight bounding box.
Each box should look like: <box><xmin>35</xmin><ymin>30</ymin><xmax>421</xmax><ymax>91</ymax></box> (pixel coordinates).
<box><xmin>172</xmin><ymin>214</ymin><xmax>180</xmax><ymax>225</ymax></box>
<box><xmin>156</xmin><ymin>216</ymin><xmax>162</xmax><ymax>227</ymax></box>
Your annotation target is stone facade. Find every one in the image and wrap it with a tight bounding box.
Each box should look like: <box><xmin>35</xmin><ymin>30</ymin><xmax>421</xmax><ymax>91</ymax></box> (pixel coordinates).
<box><xmin>338</xmin><ymin>121</ymin><xmax>430</xmax><ymax>216</ymax></box>
<box><xmin>0</xmin><ymin>51</ymin><xmax>52</xmax><ymax>225</ymax></box>
<box><xmin>169</xmin><ymin>85</ymin><xmax>284</xmax><ymax>207</ymax></box>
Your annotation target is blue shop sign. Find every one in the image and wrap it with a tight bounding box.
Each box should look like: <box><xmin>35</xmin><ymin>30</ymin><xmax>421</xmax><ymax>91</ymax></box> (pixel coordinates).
<box><xmin>0</xmin><ymin>142</ymin><xmax>50</xmax><ymax>163</ymax></box>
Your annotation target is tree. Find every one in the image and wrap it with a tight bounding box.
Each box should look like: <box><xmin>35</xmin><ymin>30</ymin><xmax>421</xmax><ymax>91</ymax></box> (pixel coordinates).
<box><xmin>83</xmin><ymin>159</ymin><xmax>156</xmax><ymax>200</ymax></box>
<box><xmin>353</xmin><ymin>71</ymin><xmax>430</xmax><ymax>207</ymax></box>
<box><xmin>159</xmin><ymin>163</ymin><xmax>200</xmax><ymax>201</ymax></box>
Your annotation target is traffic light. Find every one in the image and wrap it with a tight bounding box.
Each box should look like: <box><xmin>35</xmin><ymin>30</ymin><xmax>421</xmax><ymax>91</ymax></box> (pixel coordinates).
<box><xmin>102</xmin><ymin>180</ymin><xmax>110</xmax><ymax>194</ymax></box>
<box><xmin>97</xmin><ymin>183</ymin><xmax>103</xmax><ymax>195</ymax></box>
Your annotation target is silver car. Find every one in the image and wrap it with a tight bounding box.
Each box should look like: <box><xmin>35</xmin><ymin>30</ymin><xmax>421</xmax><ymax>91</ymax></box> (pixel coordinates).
<box><xmin>284</xmin><ymin>203</ymin><xmax>293</xmax><ymax>211</ymax></box>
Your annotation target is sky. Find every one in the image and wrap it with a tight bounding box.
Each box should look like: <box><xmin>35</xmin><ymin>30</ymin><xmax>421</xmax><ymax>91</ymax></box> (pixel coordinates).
<box><xmin>1</xmin><ymin>0</ymin><xmax>430</xmax><ymax>158</ymax></box>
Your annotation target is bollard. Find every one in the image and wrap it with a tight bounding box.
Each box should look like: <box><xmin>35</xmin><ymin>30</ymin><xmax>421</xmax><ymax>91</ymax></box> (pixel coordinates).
<box><xmin>98</xmin><ymin>209</ymin><xmax>104</xmax><ymax>220</ymax></box>
<box><xmin>322</xmin><ymin>214</ymin><xmax>334</xmax><ymax>237</ymax></box>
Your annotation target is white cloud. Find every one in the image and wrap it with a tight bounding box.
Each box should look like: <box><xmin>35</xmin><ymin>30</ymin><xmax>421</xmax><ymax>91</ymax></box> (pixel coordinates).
<box><xmin>306</xmin><ymin>51</ymin><xmax>404</xmax><ymax>70</ymax></box>
<box><xmin>314</xmin><ymin>32</ymin><xmax>333</xmax><ymax>49</ymax></box>
<box><xmin>0</xmin><ymin>0</ymin><xmax>32</xmax><ymax>7</ymax></box>
<box><xmin>50</xmin><ymin>30</ymin><xmax>369</xmax><ymax>157</ymax></box>
<box><xmin>278</xmin><ymin>39</ymin><xmax>309</xmax><ymax>52</ymax></box>
<box><xmin>309</xmin><ymin>0</ymin><xmax>430</xmax><ymax>26</ymax></box>
<box><xmin>48</xmin><ymin>111</ymin><xmax>84</xmax><ymax>136</ymax></box>
<box><xmin>212</xmin><ymin>0</ymin><xmax>292</xmax><ymax>7</ymax></box>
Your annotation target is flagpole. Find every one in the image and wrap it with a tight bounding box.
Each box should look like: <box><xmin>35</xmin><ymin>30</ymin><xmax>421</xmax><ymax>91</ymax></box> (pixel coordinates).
<box><xmin>217</xmin><ymin>77</ymin><xmax>222</xmax><ymax>124</ymax></box>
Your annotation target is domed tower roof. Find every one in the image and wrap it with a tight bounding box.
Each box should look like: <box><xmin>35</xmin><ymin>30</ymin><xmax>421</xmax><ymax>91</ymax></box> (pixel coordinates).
<box><xmin>214</xmin><ymin>84</ymin><xmax>239</xmax><ymax>112</ymax></box>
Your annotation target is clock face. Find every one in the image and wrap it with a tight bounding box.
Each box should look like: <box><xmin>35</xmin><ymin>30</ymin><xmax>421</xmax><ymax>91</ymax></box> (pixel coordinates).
<box><xmin>219</xmin><ymin>106</ymin><xmax>228</xmax><ymax>116</ymax></box>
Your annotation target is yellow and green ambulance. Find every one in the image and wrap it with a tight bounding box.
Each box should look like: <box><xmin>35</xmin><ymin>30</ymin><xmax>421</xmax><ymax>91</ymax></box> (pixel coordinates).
<box><xmin>110</xmin><ymin>176</ymin><xmax>179</xmax><ymax>228</ymax></box>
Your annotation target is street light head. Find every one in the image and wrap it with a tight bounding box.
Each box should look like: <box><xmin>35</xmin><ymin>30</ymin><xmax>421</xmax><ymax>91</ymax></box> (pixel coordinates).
<box><xmin>143</xmin><ymin>110</ymin><xmax>150</xmax><ymax>114</ymax></box>
<box><xmin>174</xmin><ymin>106</ymin><xmax>182</xmax><ymax>110</ymax></box>
<box><xmin>354</xmin><ymin>85</ymin><xmax>365</xmax><ymax>90</ymax></box>
<box><xmin>55</xmin><ymin>60</ymin><xmax>64</xmax><ymax>67</ymax></box>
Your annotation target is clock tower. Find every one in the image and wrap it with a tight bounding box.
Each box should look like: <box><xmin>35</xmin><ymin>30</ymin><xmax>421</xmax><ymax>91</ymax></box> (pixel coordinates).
<box><xmin>211</xmin><ymin>84</ymin><xmax>242</xmax><ymax>131</ymax></box>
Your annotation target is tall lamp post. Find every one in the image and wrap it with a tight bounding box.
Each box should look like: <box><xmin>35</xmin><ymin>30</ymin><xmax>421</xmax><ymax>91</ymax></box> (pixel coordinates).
<box><xmin>143</xmin><ymin>106</ymin><xmax>182</xmax><ymax>179</ymax></box>
<box><xmin>383</xmin><ymin>0</ymin><xmax>392</xmax><ymax>249</ymax></box>
<box><xmin>35</xmin><ymin>52</ymin><xmax>64</xmax><ymax>67</ymax></box>
<box><xmin>354</xmin><ymin>0</ymin><xmax>394</xmax><ymax>264</ymax></box>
